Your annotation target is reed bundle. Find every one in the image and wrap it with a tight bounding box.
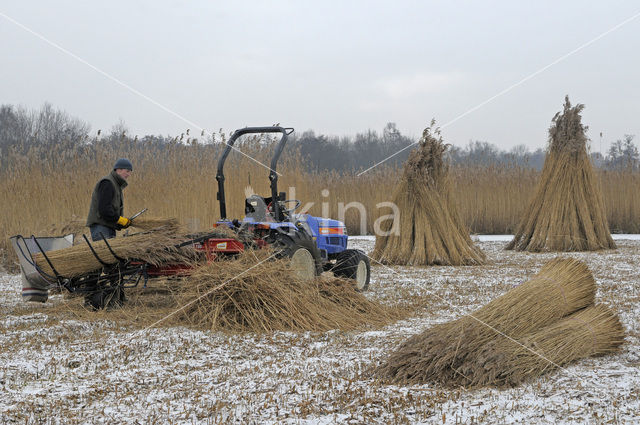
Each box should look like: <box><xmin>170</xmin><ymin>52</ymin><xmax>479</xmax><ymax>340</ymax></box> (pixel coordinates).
<box><xmin>372</xmin><ymin>125</ymin><xmax>484</xmax><ymax>265</ymax></box>
<box><xmin>507</xmin><ymin>96</ymin><xmax>616</xmax><ymax>252</ymax></box>
<box><xmin>464</xmin><ymin>304</ymin><xmax>624</xmax><ymax>387</ymax></box>
<box><xmin>374</xmin><ymin>258</ymin><xmax>595</xmax><ymax>385</ymax></box>
<box><xmin>34</xmin><ymin>227</ymin><xmax>201</xmax><ymax>277</ymax></box>
<box><xmin>172</xmin><ymin>250</ymin><xmax>399</xmax><ymax>333</ymax></box>
<box><xmin>130</xmin><ymin>217</ymin><xmax>180</xmax><ymax>231</ymax></box>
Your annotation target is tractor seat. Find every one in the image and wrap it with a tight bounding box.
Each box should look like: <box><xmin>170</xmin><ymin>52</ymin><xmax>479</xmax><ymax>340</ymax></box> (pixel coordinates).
<box><xmin>245</xmin><ymin>195</ymin><xmax>274</xmax><ymax>222</ymax></box>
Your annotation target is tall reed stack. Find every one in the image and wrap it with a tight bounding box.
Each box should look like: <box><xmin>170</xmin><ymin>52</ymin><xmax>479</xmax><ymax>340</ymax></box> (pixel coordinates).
<box><xmin>372</xmin><ymin>125</ymin><xmax>485</xmax><ymax>265</ymax></box>
<box><xmin>507</xmin><ymin>96</ymin><xmax>616</xmax><ymax>252</ymax></box>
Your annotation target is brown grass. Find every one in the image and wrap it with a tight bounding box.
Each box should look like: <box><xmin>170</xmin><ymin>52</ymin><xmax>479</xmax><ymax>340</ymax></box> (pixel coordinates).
<box><xmin>374</xmin><ymin>257</ymin><xmax>595</xmax><ymax>386</ymax></box>
<box><xmin>3</xmin><ymin>132</ymin><xmax>640</xmax><ymax>272</ymax></box>
<box><xmin>464</xmin><ymin>304</ymin><xmax>624</xmax><ymax>387</ymax></box>
<box><xmin>371</xmin><ymin>125</ymin><xmax>485</xmax><ymax>266</ymax></box>
<box><xmin>507</xmin><ymin>97</ymin><xmax>616</xmax><ymax>252</ymax></box>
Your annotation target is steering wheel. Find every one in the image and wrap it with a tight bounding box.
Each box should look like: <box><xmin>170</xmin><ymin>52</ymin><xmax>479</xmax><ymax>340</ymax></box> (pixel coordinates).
<box><xmin>268</xmin><ymin>199</ymin><xmax>301</xmax><ymax>216</ymax></box>
<box><xmin>281</xmin><ymin>199</ymin><xmax>301</xmax><ymax>215</ymax></box>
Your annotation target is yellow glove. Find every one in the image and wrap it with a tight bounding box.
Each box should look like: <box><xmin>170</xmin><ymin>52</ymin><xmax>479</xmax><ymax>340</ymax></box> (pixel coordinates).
<box><xmin>117</xmin><ymin>216</ymin><xmax>131</xmax><ymax>229</ymax></box>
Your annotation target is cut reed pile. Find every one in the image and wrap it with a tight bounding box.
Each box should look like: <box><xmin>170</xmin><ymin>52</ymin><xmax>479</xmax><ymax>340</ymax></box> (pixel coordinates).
<box><xmin>33</xmin><ymin>227</ymin><xmax>202</xmax><ymax>278</ymax></box>
<box><xmin>46</xmin><ymin>249</ymin><xmax>403</xmax><ymax>333</ymax></box>
<box><xmin>374</xmin><ymin>258</ymin><xmax>595</xmax><ymax>386</ymax></box>
<box><xmin>372</xmin><ymin>125</ymin><xmax>484</xmax><ymax>266</ymax></box>
<box><xmin>462</xmin><ymin>304</ymin><xmax>624</xmax><ymax>387</ymax></box>
<box><xmin>171</xmin><ymin>250</ymin><xmax>400</xmax><ymax>332</ymax></box>
<box><xmin>507</xmin><ymin>96</ymin><xmax>616</xmax><ymax>252</ymax></box>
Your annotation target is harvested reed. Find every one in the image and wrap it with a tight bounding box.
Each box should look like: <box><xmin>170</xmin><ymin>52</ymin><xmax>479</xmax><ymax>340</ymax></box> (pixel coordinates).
<box><xmin>465</xmin><ymin>304</ymin><xmax>624</xmax><ymax>387</ymax></box>
<box><xmin>172</xmin><ymin>249</ymin><xmax>399</xmax><ymax>333</ymax></box>
<box><xmin>507</xmin><ymin>96</ymin><xmax>616</xmax><ymax>252</ymax></box>
<box><xmin>34</xmin><ymin>227</ymin><xmax>202</xmax><ymax>277</ymax></box>
<box><xmin>374</xmin><ymin>257</ymin><xmax>595</xmax><ymax>385</ymax></box>
<box><xmin>130</xmin><ymin>217</ymin><xmax>180</xmax><ymax>231</ymax></box>
<box><xmin>372</xmin><ymin>124</ymin><xmax>485</xmax><ymax>265</ymax></box>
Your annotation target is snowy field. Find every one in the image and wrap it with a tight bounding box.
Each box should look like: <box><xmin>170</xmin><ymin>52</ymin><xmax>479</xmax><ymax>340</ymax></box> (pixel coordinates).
<box><xmin>1</xmin><ymin>237</ymin><xmax>639</xmax><ymax>424</ymax></box>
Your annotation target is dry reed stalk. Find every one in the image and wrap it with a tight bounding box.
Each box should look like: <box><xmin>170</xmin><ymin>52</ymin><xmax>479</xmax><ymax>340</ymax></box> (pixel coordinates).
<box><xmin>374</xmin><ymin>257</ymin><xmax>595</xmax><ymax>385</ymax></box>
<box><xmin>130</xmin><ymin>217</ymin><xmax>180</xmax><ymax>231</ymax></box>
<box><xmin>507</xmin><ymin>96</ymin><xmax>616</xmax><ymax>252</ymax></box>
<box><xmin>6</xmin><ymin>124</ymin><xmax>640</xmax><ymax>274</ymax></box>
<box><xmin>170</xmin><ymin>250</ymin><xmax>400</xmax><ymax>333</ymax></box>
<box><xmin>38</xmin><ymin>216</ymin><xmax>87</xmax><ymax>241</ymax></box>
<box><xmin>33</xmin><ymin>227</ymin><xmax>201</xmax><ymax>277</ymax></box>
<box><xmin>372</xmin><ymin>125</ymin><xmax>485</xmax><ymax>265</ymax></box>
<box><xmin>465</xmin><ymin>304</ymin><xmax>624</xmax><ymax>387</ymax></box>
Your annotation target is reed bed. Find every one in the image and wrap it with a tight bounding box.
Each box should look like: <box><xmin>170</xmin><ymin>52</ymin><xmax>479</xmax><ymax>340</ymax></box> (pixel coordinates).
<box><xmin>463</xmin><ymin>304</ymin><xmax>624</xmax><ymax>387</ymax></box>
<box><xmin>372</xmin><ymin>126</ymin><xmax>485</xmax><ymax>266</ymax></box>
<box><xmin>37</xmin><ymin>216</ymin><xmax>88</xmax><ymax>245</ymax></box>
<box><xmin>374</xmin><ymin>257</ymin><xmax>595</xmax><ymax>386</ymax></box>
<box><xmin>507</xmin><ymin>97</ymin><xmax>616</xmax><ymax>252</ymax></box>
<box><xmin>3</xmin><ymin>134</ymin><xmax>640</xmax><ymax>272</ymax></box>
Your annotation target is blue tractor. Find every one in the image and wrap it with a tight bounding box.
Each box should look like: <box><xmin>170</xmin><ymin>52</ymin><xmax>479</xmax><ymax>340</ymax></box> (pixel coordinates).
<box><xmin>214</xmin><ymin>126</ymin><xmax>371</xmax><ymax>290</ymax></box>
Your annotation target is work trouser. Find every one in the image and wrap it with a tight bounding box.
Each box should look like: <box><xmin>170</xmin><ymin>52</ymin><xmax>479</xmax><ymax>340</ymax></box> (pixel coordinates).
<box><xmin>89</xmin><ymin>224</ymin><xmax>116</xmax><ymax>242</ymax></box>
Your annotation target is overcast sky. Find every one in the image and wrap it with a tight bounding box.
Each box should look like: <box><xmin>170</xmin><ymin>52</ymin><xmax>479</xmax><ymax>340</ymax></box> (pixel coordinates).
<box><xmin>1</xmin><ymin>1</ymin><xmax>639</xmax><ymax>153</ymax></box>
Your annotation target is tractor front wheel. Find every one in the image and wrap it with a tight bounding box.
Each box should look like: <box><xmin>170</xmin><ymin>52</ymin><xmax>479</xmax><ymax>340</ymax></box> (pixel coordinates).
<box><xmin>332</xmin><ymin>249</ymin><xmax>371</xmax><ymax>291</ymax></box>
<box><xmin>270</xmin><ymin>231</ymin><xmax>323</xmax><ymax>281</ymax></box>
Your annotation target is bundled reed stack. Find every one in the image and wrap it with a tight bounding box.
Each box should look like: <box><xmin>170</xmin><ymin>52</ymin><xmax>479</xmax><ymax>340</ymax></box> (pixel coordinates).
<box><xmin>507</xmin><ymin>96</ymin><xmax>616</xmax><ymax>252</ymax></box>
<box><xmin>130</xmin><ymin>217</ymin><xmax>180</xmax><ymax>231</ymax></box>
<box><xmin>463</xmin><ymin>304</ymin><xmax>624</xmax><ymax>387</ymax></box>
<box><xmin>34</xmin><ymin>227</ymin><xmax>202</xmax><ymax>277</ymax></box>
<box><xmin>375</xmin><ymin>258</ymin><xmax>596</xmax><ymax>386</ymax></box>
<box><xmin>372</xmin><ymin>125</ymin><xmax>485</xmax><ymax>265</ymax></box>
<box><xmin>173</xmin><ymin>250</ymin><xmax>398</xmax><ymax>332</ymax></box>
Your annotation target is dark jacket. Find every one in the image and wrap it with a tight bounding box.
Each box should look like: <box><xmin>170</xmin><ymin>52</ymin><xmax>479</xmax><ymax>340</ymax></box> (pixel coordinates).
<box><xmin>86</xmin><ymin>170</ymin><xmax>127</xmax><ymax>228</ymax></box>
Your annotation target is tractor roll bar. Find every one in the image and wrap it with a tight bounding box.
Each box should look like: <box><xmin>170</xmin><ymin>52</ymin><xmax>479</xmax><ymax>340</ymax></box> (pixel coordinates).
<box><xmin>216</xmin><ymin>126</ymin><xmax>294</xmax><ymax>221</ymax></box>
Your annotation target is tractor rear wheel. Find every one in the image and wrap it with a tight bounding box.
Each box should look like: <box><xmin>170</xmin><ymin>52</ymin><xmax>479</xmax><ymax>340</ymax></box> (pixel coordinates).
<box><xmin>270</xmin><ymin>230</ymin><xmax>323</xmax><ymax>281</ymax></box>
<box><xmin>332</xmin><ymin>249</ymin><xmax>371</xmax><ymax>291</ymax></box>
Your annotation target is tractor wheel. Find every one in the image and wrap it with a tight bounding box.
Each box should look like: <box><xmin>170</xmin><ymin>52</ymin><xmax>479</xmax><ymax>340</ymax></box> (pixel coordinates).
<box><xmin>270</xmin><ymin>231</ymin><xmax>323</xmax><ymax>281</ymax></box>
<box><xmin>332</xmin><ymin>249</ymin><xmax>370</xmax><ymax>291</ymax></box>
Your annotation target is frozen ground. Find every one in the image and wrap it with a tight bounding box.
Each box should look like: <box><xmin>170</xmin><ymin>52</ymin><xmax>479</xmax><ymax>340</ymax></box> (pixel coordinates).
<box><xmin>1</xmin><ymin>238</ymin><xmax>639</xmax><ymax>424</ymax></box>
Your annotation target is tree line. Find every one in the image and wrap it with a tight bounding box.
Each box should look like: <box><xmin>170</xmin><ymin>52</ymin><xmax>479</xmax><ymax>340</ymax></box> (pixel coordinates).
<box><xmin>1</xmin><ymin>103</ymin><xmax>637</xmax><ymax>172</ymax></box>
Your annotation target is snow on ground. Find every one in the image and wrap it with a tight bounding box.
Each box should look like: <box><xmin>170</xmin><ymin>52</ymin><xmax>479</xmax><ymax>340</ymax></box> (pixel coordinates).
<box><xmin>1</xmin><ymin>238</ymin><xmax>639</xmax><ymax>424</ymax></box>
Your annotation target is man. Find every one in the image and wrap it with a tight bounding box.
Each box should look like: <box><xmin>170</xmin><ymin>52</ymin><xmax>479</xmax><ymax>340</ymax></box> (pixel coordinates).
<box><xmin>86</xmin><ymin>158</ymin><xmax>133</xmax><ymax>241</ymax></box>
